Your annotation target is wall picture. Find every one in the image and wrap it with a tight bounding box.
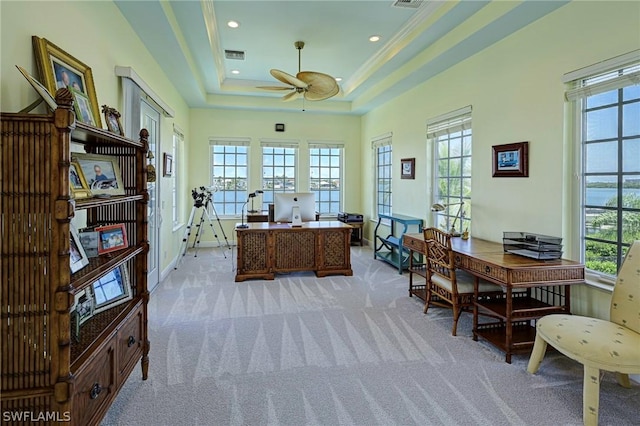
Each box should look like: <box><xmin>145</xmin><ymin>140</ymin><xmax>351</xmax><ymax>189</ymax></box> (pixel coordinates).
<box><xmin>492</xmin><ymin>142</ymin><xmax>529</xmax><ymax>177</ymax></box>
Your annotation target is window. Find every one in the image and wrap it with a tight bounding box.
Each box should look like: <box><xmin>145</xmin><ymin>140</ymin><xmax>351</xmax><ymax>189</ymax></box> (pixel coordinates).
<box><xmin>210</xmin><ymin>138</ymin><xmax>250</xmax><ymax>216</ymax></box>
<box><xmin>372</xmin><ymin>134</ymin><xmax>392</xmax><ymax>218</ymax></box>
<box><xmin>566</xmin><ymin>54</ymin><xmax>640</xmax><ymax>281</ymax></box>
<box><xmin>171</xmin><ymin>127</ymin><xmax>184</xmax><ymax>229</ymax></box>
<box><xmin>261</xmin><ymin>140</ymin><xmax>298</xmax><ymax>210</ymax></box>
<box><xmin>427</xmin><ymin>107</ymin><xmax>472</xmax><ymax>234</ymax></box>
<box><xmin>309</xmin><ymin>142</ymin><xmax>343</xmax><ymax>216</ymax></box>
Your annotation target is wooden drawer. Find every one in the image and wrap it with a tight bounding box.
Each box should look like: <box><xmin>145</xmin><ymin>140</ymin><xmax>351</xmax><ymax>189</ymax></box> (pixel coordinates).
<box><xmin>72</xmin><ymin>342</ymin><xmax>116</xmax><ymax>426</ymax></box>
<box><xmin>464</xmin><ymin>257</ymin><xmax>507</xmax><ymax>284</ymax></box>
<box><xmin>403</xmin><ymin>234</ymin><xmax>425</xmax><ymax>253</ymax></box>
<box><xmin>116</xmin><ymin>303</ymin><xmax>144</xmax><ymax>387</ymax></box>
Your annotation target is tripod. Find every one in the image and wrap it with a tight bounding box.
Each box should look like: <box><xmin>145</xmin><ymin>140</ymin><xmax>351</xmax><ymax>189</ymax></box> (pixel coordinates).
<box><xmin>175</xmin><ymin>186</ymin><xmax>230</xmax><ymax>269</ymax></box>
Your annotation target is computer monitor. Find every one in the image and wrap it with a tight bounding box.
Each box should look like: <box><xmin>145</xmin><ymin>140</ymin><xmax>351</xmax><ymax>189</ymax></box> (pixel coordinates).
<box><xmin>273</xmin><ymin>192</ymin><xmax>316</xmax><ymax>223</ymax></box>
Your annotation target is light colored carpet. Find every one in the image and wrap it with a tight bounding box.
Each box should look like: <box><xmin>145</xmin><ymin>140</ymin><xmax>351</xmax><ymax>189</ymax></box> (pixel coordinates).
<box><xmin>102</xmin><ymin>246</ymin><xmax>639</xmax><ymax>425</ymax></box>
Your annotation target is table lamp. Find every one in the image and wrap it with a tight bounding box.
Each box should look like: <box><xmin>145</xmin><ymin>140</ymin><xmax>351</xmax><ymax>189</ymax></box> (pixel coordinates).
<box><xmin>247</xmin><ymin>189</ymin><xmax>263</xmax><ymax>213</ymax></box>
<box><xmin>431</xmin><ymin>201</ymin><xmax>464</xmax><ymax>237</ymax></box>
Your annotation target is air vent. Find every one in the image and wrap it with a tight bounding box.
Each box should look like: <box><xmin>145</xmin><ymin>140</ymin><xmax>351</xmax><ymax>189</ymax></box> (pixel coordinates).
<box><xmin>225</xmin><ymin>50</ymin><xmax>245</xmax><ymax>60</ymax></box>
<box><xmin>392</xmin><ymin>0</ymin><xmax>422</xmax><ymax>9</ymax></box>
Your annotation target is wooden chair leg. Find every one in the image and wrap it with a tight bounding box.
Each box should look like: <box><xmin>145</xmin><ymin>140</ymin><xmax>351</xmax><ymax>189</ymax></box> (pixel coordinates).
<box><xmin>583</xmin><ymin>365</ymin><xmax>600</xmax><ymax>426</ymax></box>
<box><xmin>527</xmin><ymin>334</ymin><xmax>548</xmax><ymax>374</ymax></box>
<box><xmin>423</xmin><ymin>287</ymin><xmax>432</xmax><ymax>314</ymax></box>
<box><xmin>451</xmin><ymin>304</ymin><xmax>461</xmax><ymax>336</ymax></box>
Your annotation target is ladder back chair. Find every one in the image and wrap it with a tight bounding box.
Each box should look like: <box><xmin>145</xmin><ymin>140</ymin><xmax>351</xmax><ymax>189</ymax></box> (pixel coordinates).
<box><xmin>423</xmin><ymin>228</ymin><xmax>502</xmax><ymax>336</ymax></box>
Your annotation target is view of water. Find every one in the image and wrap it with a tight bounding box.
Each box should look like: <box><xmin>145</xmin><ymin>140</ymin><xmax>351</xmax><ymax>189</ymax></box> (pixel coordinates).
<box><xmin>586</xmin><ymin>187</ymin><xmax>640</xmax><ymax>206</ymax></box>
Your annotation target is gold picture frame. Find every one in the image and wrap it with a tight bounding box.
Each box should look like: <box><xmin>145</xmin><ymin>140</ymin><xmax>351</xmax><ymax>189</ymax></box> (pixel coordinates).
<box><xmin>32</xmin><ymin>36</ymin><xmax>102</xmax><ymax>127</ymax></box>
<box><xmin>72</xmin><ymin>153</ymin><xmax>125</xmax><ymax>197</ymax></box>
<box><xmin>69</xmin><ymin>161</ymin><xmax>91</xmax><ymax>199</ymax></box>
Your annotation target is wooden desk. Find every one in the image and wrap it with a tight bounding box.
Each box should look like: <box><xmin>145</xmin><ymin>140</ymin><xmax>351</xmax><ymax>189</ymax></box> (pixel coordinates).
<box><xmin>235</xmin><ymin>221</ymin><xmax>353</xmax><ymax>281</ymax></box>
<box><xmin>403</xmin><ymin>234</ymin><xmax>585</xmax><ymax>363</ymax></box>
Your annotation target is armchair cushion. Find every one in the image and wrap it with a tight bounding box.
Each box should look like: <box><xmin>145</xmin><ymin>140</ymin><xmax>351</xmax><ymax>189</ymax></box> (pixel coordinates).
<box><xmin>535</xmin><ymin>314</ymin><xmax>640</xmax><ymax>371</ymax></box>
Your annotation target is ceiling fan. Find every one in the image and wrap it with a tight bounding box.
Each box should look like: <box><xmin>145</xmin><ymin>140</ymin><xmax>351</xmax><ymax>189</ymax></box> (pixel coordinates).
<box><xmin>258</xmin><ymin>41</ymin><xmax>340</xmax><ymax>102</ymax></box>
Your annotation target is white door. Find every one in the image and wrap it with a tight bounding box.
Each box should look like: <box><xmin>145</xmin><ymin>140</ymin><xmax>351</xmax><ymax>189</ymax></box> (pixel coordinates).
<box><xmin>141</xmin><ymin>100</ymin><xmax>161</xmax><ymax>292</ymax></box>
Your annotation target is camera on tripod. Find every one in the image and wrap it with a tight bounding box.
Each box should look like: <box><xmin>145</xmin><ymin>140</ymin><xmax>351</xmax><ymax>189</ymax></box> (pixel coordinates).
<box><xmin>191</xmin><ymin>186</ymin><xmax>213</xmax><ymax>208</ymax></box>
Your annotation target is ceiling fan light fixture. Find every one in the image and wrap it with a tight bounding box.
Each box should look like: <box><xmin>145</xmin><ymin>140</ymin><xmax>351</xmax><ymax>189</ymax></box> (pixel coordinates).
<box><xmin>257</xmin><ymin>40</ymin><xmax>340</xmax><ymax>102</ymax></box>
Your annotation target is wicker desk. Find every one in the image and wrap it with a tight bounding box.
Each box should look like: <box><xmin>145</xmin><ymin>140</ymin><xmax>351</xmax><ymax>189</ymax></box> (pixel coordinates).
<box><xmin>403</xmin><ymin>234</ymin><xmax>585</xmax><ymax>363</ymax></box>
<box><xmin>235</xmin><ymin>221</ymin><xmax>353</xmax><ymax>281</ymax></box>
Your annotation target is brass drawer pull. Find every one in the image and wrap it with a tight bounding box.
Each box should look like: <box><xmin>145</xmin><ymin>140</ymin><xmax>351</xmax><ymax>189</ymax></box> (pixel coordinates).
<box><xmin>127</xmin><ymin>335</ymin><xmax>136</xmax><ymax>347</ymax></box>
<box><xmin>90</xmin><ymin>383</ymin><xmax>102</xmax><ymax>400</ymax></box>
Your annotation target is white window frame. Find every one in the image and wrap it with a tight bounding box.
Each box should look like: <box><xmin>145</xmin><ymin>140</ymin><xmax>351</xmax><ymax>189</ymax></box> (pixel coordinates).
<box><xmin>209</xmin><ymin>137</ymin><xmax>250</xmax><ymax>217</ymax></box>
<box><xmin>566</xmin><ymin>50</ymin><xmax>640</xmax><ymax>288</ymax></box>
<box><xmin>372</xmin><ymin>133</ymin><xmax>392</xmax><ymax>220</ymax></box>
<box><xmin>171</xmin><ymin>126</ymin><xmax>184</xmax><ymax>230</ymax></box>
<box><xmin>427</xmin><ymin>106</ymin><xmax>472</xmax><ymax>233</ymax></box>
<box><xmin>309</xmin><ymin>141</ymin><xmax>344</xmax><ymax>217</ymax></box>
<box><xmin>260</xmin><ymin>139</ymin><xmax>299</xmax><ymax>211</ymax></box>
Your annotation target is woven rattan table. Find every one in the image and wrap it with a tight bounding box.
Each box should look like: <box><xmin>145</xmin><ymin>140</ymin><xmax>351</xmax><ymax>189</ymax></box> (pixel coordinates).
<box><xmin>235</xmin><ymin>221</ymin><xmax>353</xmax><ymax>281</ymax></box>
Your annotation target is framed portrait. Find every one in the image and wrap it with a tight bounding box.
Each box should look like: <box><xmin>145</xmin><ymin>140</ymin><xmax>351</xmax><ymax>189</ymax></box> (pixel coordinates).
<box><xmin>102</xmin><ymin>105</ymin><xmax>124</xmax><ymax>136</ymax></box>
<box><xmin>78</xmin><ymin>230</ymin><xmax>99</xmax><ymax>258</ymax></box>
<box><xmin>16</xmin><ymin>65</ymin><xmax>57</xmax><ymax>112</ymax></box>
<box><xmin>96</xmin><ymin>224</ymin><xmax>128</xmax><ymax>255</ymax></box>
<box><xmin>401</xmin><ymin>158</ymin><xmax>415</xmax><ymax>180</ymax></box>
<box><xmin>492</xmin><ymin>142</ymin><xmax>529</xmax><ymax>177</ymax></box>
<box><xmin>70</xmin><ymin>225</ymin><xmax>89</xmax><ymax>274</ymax></box>
<box><xmin>31</xmin><ymin>36</ymin><xmax>102</xmax><ymax>127</ymax></box>
<box><xmin>72</xmin><ymin>153</ymin><xmax>125</xmax><ymax>196</ymax></box>
<box><xmin>91</xmin><ymin>265</ymin><xmax>132</xmax><ymax>314</ymax></box>
<box><xmin>69</xmin><ymin>161</ymin><xmax>91</xmax><ymax>199</ymax></box>
<box><xmin>69</xmin><ymin>87</ymin><xmax>96</xmax><ymax>126</ymax></box>
<box><xmin>163</xmin><ymin>153</ymin><xmax>174</xmax><ymax>177</ymax></box>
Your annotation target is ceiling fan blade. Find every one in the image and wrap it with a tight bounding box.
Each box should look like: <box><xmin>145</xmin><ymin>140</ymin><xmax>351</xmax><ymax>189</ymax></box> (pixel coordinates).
<box><xmin>271</xmin><ymin>69</ymin><xmax>308</xmax><ymax>89</ymax></box>
<box><xmin>298</xmin><ymin>71</ymin><xmax>339</xmax><ymax>101</ymax></box>
<box><xmin>282</xmin><ymin>91</ymin><xmax>301</xmax><ymax>102</ymax></box>
<box><xmin>256</xmin><ymin>86</ymin><xmax>294</xmax><ymax>91</ymax></box>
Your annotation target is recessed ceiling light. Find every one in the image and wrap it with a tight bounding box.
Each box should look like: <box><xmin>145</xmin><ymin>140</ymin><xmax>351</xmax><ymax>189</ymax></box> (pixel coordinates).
<box><xmin>335</xmin><ymin>77</ymin><xmax>342</xmax><ymax>82</ymax></box>
<box><xmin>231</xmin><ymin>69</ymin><xmax>240</xmax><ymax>75</ymax></box>
<box><xmin>369</xmin><ymin>35</ymin><xmax>381</xmax><ymax>42</ymax></box>
<box><xmin>227</xmin><ymin>20</ymin><xmax>239</xmax><ymax>28</ymax></box>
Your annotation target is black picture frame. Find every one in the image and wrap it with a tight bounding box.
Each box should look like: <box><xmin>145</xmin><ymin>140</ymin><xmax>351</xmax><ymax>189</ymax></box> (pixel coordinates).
<box><xmin>492</xmin><ymin>142</ymin><xmax>529</xmax><ymax>177</ymax></box>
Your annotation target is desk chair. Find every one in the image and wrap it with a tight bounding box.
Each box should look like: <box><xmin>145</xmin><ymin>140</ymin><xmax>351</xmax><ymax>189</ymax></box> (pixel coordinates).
<box><xmin>527</xmin><ymin>240</ymin><xmax>640</xmax><ymax>426</ymax></box>
<box><xmin>423</xmin><ymin>228</ymin><xmax>502</xmax><ymax>336</ymax></box>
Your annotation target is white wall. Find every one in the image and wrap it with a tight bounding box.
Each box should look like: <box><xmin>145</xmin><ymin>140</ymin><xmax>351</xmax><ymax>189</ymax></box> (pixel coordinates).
<box><xmin>1</xmin><ymin>0</ymin><xmax>190</xmax><ymax>275</ymax></box>
<box><xmin>188</xmin><ymin>108</ymin><xmax>362</xmax><ymax>243</ymax></box>
<box><xmin>360</xmin><ymin>0</ymin><xmax>640</xmax><ymax>317</ymax></box>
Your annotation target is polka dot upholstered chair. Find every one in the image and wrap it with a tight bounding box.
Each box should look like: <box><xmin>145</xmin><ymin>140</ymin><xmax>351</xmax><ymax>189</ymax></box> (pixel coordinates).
<box><xmin>527</xmin><ymin>240</ymin><xmax>640</xmax><ymax>426</ymax></box>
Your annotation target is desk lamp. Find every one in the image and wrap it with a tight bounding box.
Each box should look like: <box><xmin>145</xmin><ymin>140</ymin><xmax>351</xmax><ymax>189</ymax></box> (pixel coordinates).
<box><xmin>247</xmin><ymin>190</ymin><xmax>263</xmax><ymax>213</ymax></box>
<box><xmin>431</xmin><ymin>201</ymin><xmax>464</xmax><ymax>237</ymax></box>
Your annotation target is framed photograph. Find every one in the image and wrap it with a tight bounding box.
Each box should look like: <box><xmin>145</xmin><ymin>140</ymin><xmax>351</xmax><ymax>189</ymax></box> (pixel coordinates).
<box><xmin>70</xmin><ymin>225</ymin><xmax>89</xmax><ymax>273</ymax></box>
<box><xmin>78</xmin><ymin>230</ymin><xmax>99</xmax><ymax>258</ymax></box>
<box><xmin>16</xmin><ymin>65</ymin><xmax>57</xmax><ymax>112</ymax></box>
<box><xmin>96</xmin><ymin>224</ymin><xmax>128</xmax><ymax>255</ymax></box>
<box><xmin>91</xmin><ymin>265</ymin><xmax>132</xmax><ymax>314</ymax></box>
<box><xmin>69</xmin><ymin>87</ymin><xmax>96</xmax><ymax>126</ymax></box>
<box><xmin>72</xmin><ymin>153</ymin><xmax>125</xmax><ymax>196</ymax></box>
<box><xmin>69</xmin><ymin>161</ymin><xmax>91</xmax><ymax>199</ymax></box>
<box><xmin>31</xmin><ymin>36</ymin><xmax>102</xmax><ymax>127</ymax></box>
<box><xmin>492</xmin><ymin>142</ymin><xmax>529</xmax><ymax>177</ymax></box>
<box><xmin>102</xmin><ymin>105</ymin><xmax>124</xmax><ymax>136</ymax></box>
<box><xmin>73</xmin><ymin>288</ymin><xmax>94</xmax><ymax>326</ymax></box>
<box><xmin>163</xmin><ymin>153</ymin><xmax>174</xmax><ymax>177</ymax></box>
<box><xmin>401</xmin><ymin>158</ymin><xmax>415</xmax><ymax>180</ymax></box>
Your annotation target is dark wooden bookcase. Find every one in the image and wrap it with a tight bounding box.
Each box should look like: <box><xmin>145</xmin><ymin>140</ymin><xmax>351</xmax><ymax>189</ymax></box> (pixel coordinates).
<box><xmin>1</xmin><ymin>89</ymin><xmax>149</xmax><ymax>425</ymax></box>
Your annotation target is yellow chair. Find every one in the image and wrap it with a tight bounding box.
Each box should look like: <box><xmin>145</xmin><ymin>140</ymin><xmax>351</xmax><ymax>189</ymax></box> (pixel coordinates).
<box><xmin>422</xmin><ymin>228</ymin><xmax>502</xmax><ymax>336</ymax></box>
<box><xmin>527</xmin><ymin>240</ymin><xmax>640</xmax><ymax>426</ymax></box>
